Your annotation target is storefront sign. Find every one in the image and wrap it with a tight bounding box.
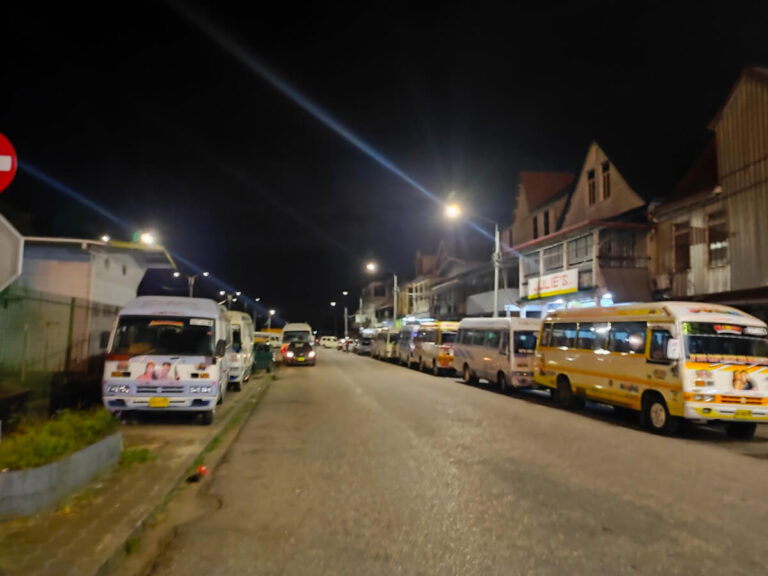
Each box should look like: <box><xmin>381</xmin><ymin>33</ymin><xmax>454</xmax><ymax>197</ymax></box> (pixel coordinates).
<box><xmin>527</xmin><ymin>269</ymin><xmax>578</xmax><ymax>299</ymax></box>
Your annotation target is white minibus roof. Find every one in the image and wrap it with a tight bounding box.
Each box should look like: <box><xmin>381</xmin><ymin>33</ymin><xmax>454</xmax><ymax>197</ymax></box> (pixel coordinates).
<box><xmin>544</xmin><ymin>301</ymin><xmax>767</xmax><ymax>327</ymax></box>
<box><xmin>119</xmin><ymin>296</ymin><xmax>222</xmax><ymax>319</ymax></box>
<box><xmin>458</xmin><ymin>317</ymin><xmax>541</xmax><ymax>330</ymax></box>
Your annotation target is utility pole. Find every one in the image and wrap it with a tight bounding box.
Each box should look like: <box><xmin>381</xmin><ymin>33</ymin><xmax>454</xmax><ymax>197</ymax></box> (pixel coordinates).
<box><xmin>393</xmin><ymin>273</ymin><xmax>398</xmax><ymax>328</ymax></box>
<box><xmin>493</xmin><ymin>223</ymin><xmax>500</xmax><ymax>318</ymax></box>
<box><xmin>344</xmin><ymin>306</ymin><xmax>348</xmax><ymax>338</ymax></box>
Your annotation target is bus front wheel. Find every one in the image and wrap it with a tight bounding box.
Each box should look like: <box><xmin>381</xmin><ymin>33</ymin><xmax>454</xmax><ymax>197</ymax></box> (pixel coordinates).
<box><xmin>641</xmin><ymin>392</ymin><xmax>678</xmax><ymax>435</ymax></box>
<box><xmin>498</xmin><ymin>371</ymin><xmax>509</xmax><ymax>393</ymax></box>
<box><xmin>463</xmin><ymin>364</ymin><xmax>477</xmax><ymax>385</ymax></box>
<box><xmin>725</xmin><ymin>422</ymin><xmax>757</xmax><ymax>440</ymax></box>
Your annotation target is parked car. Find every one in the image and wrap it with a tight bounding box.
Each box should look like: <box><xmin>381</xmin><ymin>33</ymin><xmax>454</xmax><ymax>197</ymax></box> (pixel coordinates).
<box><xmin>356</xmin><ymin>336</ymin><xmax>373</xmax><ymax>355</ymax></box>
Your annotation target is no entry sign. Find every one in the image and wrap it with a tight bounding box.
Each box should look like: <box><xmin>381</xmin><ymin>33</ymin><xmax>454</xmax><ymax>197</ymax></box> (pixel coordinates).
<box><xmin>0</xmin><ymin>132</ymin><xmax>18</xmax><ymax>194</ymax></box>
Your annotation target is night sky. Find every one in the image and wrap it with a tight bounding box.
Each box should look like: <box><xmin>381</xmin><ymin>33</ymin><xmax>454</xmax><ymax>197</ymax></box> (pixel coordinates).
<box><xmin>2</xmin><ymin>1</ymin><xmax>767</xmax><ymax>331</ymax></box>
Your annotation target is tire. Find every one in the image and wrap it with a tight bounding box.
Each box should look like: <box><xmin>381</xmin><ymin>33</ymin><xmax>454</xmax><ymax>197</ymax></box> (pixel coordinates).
<box><xmin>463</xmin><ymin>364</ymin><xmax>477</xmax><ymax>385</ymax></box>
<box><xmin>725</xmin><ymin>422</ymin><xmax>757</xmax><ymax>440</ymax></box>
<box><xmin>201</xmin><ymin>410</ymin><xmax>214</xmax><ymax>426</ymax></box>
<box><xmin>418</xmin><ymin>357</ymin><xmax>425</xmax><ymax>372</ymax></box>
<box><xmin>555</xmin><ymin>375</ymin><xmax>577</xmax><ymax>409</ymax></box>
<box><xmin>232</xmin><ymin>379</ymin><xmax>242</xmax><ymax>392</ymax></box>
<box><xmin>641</xmin><ymin>392</ymin><xmax>678</xmax><ymax>435</ymax></box>
<box><xmin>432</xmin><ymin>361</ymin><xmax>440</xmax><ymax>377</ymax></box>
<box><xmin>498</xmin><ymin>371</ymin><xmax>509</xmax><ymax>393</ymax></box>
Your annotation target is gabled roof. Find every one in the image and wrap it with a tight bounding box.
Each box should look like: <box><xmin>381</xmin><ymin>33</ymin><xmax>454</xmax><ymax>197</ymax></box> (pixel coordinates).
<box><xmin>708</xmin><ymin>66</ymin><xmax>768</xmax><ymax>129</ymax></box>
<box><xmin>519</xmin><ymin>171</ymin><xmax>575</xmax><ymax>212</ymax></box>
<box><xmin>671</xmin><ymin>137</ymin><xmax>718</xmax><ymax>201</ymax></box>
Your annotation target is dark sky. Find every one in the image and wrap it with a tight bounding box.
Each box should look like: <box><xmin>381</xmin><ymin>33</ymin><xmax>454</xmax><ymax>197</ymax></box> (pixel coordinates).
<box><xmin>2</xmin><ymin>1</ymin><xmax>767</xmax><ymax>330</ymax></box>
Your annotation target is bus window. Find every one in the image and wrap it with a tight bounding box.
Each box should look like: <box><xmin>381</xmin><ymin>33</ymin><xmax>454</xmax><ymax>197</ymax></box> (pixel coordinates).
<box><xmin>611</xmin><ymin>322</ymin><xmax>646</xmax><ymax>354</ymax></box>
<box><xmin>471</xmin><ymin>330</ymin><xmax>486</xmax><ymax>347</ymax></box>
<box><xmin>486</xmin><ymin>331</ymin><xmax>501</xmax><ymax>349</ymax></box>
<box><xmin>500</xmin><ymin>331</ymin><xmax>509</xmax><ymax>354</ymax></box>
<box><xmin>577</xmin><ymin>323</ymin><xmax>595</xmax><ymax>349</ymax></box>
<box><xmin>551</xmin><ymin>323</ymin><xmax>577</xmax><ymax>348</ymax></box>
<box><xmin>514</xmin><ymin>331</ymin><xmax>537</xmax><ymax>354</ymax></box>
<box><xmin>540</xmin><ymin>323</ymin><xmax>553</xmax><ymax>347</ymax></box>
<box><xmin>649</xmin><ymin>329</ymin><xmax>672</xmax><ymax>361</ymax></box>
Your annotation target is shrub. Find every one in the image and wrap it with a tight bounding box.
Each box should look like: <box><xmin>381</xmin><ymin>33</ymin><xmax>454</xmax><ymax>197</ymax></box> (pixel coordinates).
<box><xmin>0</xmin><ymin>408</ymin><xmax>119</xmax><ymax>471</ymax></box>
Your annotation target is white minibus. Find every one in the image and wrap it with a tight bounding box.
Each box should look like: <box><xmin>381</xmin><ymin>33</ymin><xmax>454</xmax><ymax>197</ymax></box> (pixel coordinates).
<box><xmin>535</xmin><ymin>301</ymin><xmax>768</xmax><ymax>438</ymax></box>
<box><xmin>373</xmin><ymin>330</ymin><xmax>400</xmax><ymax>361</ymax></box>
<box><xmin>414</xmin><ymin>321</ymin><xmax>460</xmax><ymax>376</ymax></box>
<box><xmin>454</xmin><ymin>317</ymin><xmax>542</xmax><ymax>390</ymax></box>
<box><xmin>102</xmin><ymin>296</ymin><xmax>231</xmax><ymax>425</ymax></box>
<box><xmin>226</xmin><ymin>310</ymin><xmax>255</xmax><ymax>391</ymax></box>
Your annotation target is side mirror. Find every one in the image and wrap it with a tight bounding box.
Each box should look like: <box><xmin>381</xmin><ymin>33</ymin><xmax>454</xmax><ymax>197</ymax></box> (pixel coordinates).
<box><xmin>666</xmin><ymin>338</ymin><xmax>681</xmax><ymax>360</ymax></box>
<box><xmin>215</xmin><ymin>339</ymin><xmax>227</xmax><ymax>358</ymax></box>
<box><xmin>99</xmin><ymin>331</ymin><xmax>111</xmax><ymax>351</ymax></box>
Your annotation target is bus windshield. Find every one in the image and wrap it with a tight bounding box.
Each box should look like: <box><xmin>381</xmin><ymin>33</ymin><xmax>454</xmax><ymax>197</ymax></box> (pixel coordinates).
<box><xmin>284</xmin><ymin>331</ymin><xmax>311</xmax><ymax>344</ymax></box>
<box><xmin>111</xmin><ymin>316</ymin><xmax>215</xmax><ymax>356</ymax></box>
<box><xmin>514</xmin><ymin>331</ymin><xmax>537</xmax><ymax>354</ymax></box>
<box><xmin>684</xmin><ymin>322</ymin><xmax>768</xmax><ymax>363</ymax></box>
<box><xmin>441</xmin><ymin>332</ymin><xmax>457</xmax><ymax>344</ymax></box>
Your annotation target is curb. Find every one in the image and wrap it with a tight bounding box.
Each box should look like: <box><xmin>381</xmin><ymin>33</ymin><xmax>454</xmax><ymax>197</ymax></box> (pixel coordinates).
<box><xmin>95</xmin><ymin>373</ymin><xmax>273</xmax><ymax>576</ymax></box>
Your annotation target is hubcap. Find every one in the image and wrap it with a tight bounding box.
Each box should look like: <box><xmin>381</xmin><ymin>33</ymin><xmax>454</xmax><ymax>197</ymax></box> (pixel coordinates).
<box><xmin>650</xmin><ymin>402</ymin><xmax>667</xmax><ymax>428</ymax></box>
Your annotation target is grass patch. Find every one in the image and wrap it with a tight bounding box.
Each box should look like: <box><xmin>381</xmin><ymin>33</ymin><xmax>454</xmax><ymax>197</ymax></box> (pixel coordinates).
<box><xmin>0</xmin><ymin>408</ymin><xmax>118</xmax><ymax>471</ymax></box>
<box><xmin>124</xmin><ymin>536</ymin><xmax>141</xmax><ymax>555</ymax></box>
<box><xmin>119</xmin><ymin>447</ymin><xmax>156</xmax><ymax>469</ymax></box>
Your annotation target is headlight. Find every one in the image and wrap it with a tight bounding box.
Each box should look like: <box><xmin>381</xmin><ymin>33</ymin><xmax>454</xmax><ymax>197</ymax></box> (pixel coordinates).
<box><xmin>286</xmin><ymin>351</ymin><xmax>295</xmax><ymax>358</ymax></box>
<box><xmin>694</xmin><ymin>394</ymin><xmax>703</xmax><ymax>401</ymax></box>
<box><xmin>309</xmin><ymin>350</ymin><xmax>316</xmax><ymax>358</ymax></box>
<box><xmin>704</xmin><ymin>394</ymin><xmax>715</xmax><ymax>402</ymax></box>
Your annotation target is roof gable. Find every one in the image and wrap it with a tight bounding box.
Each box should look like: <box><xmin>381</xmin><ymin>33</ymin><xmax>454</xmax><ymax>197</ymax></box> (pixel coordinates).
<box><xmin>520</xmin><ymin>171</ymin><xmax>575</xmax><ymax>212</ymax></box>
<box><xmin>709</xmin><ymin>67</ymin><xmax>768</xmax><ymax>129</ymax></box>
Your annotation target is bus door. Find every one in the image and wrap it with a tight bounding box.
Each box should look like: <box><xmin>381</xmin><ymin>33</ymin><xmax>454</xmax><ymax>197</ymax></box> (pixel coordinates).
<box><xmin>482</xmin><ymin>329</ymin><xmax>502</xmax><ymax>381</ymax></box>
<box><xmin>573</xmin><ymin>322</ymin><xmax>611</xmax><ymax>402</ymax></box>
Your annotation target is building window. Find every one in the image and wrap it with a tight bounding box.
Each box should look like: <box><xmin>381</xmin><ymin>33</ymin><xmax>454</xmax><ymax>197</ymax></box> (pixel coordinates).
<box><xmin>567</xmin><ymin>234</ymin><xmax>594</xmax><ymax>265</ymax></box>
<box><xmin>674</xmin><ymin>222</ymin><xmax>690</xmax><ymax>273</ymax></box>
<box><xmin>543</xmin><ymin>244</ymin><xmax>563</xmax><ymax>272</ymax></box>
<box><xmin>543</xmin><ymin>209</ymin><xmax>550</xmax><ymax>235</ymax></box>
<box><xmin>708</xmin><ymin>209</ymin><xmax>729</xmax><ymax>267</ymax></box>
<box><xmin>601</xmin><ymin>162</ymin><xmax>611</xmax><ymax>200</ymax></box>
<box><xmin>588</xmin><ymin>170</ymin><xmax>596</xmax><ymax>205</ymax></box>
<box><xmin>533</xmin><ymin>215</ymin><xmax>538</xmax><ymax>239</ymax></box>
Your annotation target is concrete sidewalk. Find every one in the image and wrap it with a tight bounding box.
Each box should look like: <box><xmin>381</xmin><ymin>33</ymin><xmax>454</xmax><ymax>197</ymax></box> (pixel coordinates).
<box><xmin>0</xmin><ymin>373</ymin><xmax>271</xmax><ymax>576</ymax></box>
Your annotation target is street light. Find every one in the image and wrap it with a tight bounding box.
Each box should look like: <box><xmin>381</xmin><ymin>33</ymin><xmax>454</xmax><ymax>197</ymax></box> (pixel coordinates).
<box><xmin>173</xmin><ymin>270</ymin><xmax>210</xmax><ymax>297</ymax></box>
<box><xmin>267</xmin><ymin>309</ymin><xmax>276</xmax><ymax>330</ymax></box>
<box><xmin>365</xmin><ymin>261</ymin><xmax>398</xmax><ymax>329</ymax></box>
<box><xmin>342</xmin><ymin>291</ymin><xmax>348</xmax><ymax>296</ymax></box>
<box><xmin>330</xmin><ymin>302</ymin><xmax>338</xmax><ymax>336</ymax></box>
<box><xmin>139</xmin><ymin>231</ymin><xmax>156</xmax><ymax>245</ymax></box>
<box><xmin>446</xmin><ymin>201</ymin><xmax>502</xmax><ymax>317</ymax></box>
<box><xmin>219</xmin><ymin>290</ymin><xmax>226</xmax><ymax>296</ymax></box>
<box><xmin>100</xmin><ymin>234</ymin><xmax>111</xmax><ymax>243</ymax></box>
<box><xmin>236</xmin><ymin>291</ymin><xmax>241</xmax><ymax>296</ymax></box>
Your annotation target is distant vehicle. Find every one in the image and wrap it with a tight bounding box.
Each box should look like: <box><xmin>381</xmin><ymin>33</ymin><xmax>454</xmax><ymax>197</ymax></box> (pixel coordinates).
<box><xmin>373</xmin><ymin>330</ymin><xmax>399</xmax><ymax>360</ymax></box>
<box><xmin>226</xmin><ymin>310</ymin><xmax>254</xmax><ymax>391</ymax></box>
<box><xmin>397</xmin><ymin>324</ymin><xmax>421</xmax><ymax>367</ymax></box>
<box><xmin>356</xmin><ymin>336</ymin><xmax>373</xmax><ymax>356</ymax></box>
<box><xmin>454</xmin><ymin>317</ymin><xmax>541</xmax><ymax>392</ymax></box>
<box><xmin>535</xmin><ymin>302</ymin><xmax>768</xmax><ymax>438</ymax></box>
<box><xmin>284</xmin><ymin>341</ymin><xmax>316</xmax><ymax>366</ymax></box>
<box><xmin>252</xmin><ymin>342</ymin><xmax>273</xmax><ymax>373</ymax></box>
<box><xmin>319</xmin><ymin>336</ymin><xmax>338</xmax><ymax>349</ymax></box>
<box><xmin>415</xmin><ymin>321</ymin><xmax>460</xmax><ymax>376</ymax></box>
<box><xmin>281</xmin><ymin>322</ymin><xmax>314</xmax><ymax>363</ymax></box>
<box><xmin>254</xmin><ymin>331</ymin><xmax>281</xmax><ymax>362</ymax></box>
<box><xmin>102</xmin><ymin>296</ymin><xmax>231</xmax><ymax>426</ymax></box>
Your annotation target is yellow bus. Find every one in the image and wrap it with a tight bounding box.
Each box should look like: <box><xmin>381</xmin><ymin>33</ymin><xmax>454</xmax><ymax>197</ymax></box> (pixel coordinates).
<box><xmin>534</xmin><ymin>301</ymin><xmax>768</xmax><ymax>438</ymax></box>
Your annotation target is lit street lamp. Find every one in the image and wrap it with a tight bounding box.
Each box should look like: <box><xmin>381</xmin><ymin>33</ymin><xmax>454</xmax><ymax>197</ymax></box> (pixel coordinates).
<box><xmin>446</xmin><ymin>202</ymin><xmax>501</xmax><ymax>317</ymax></box>
<box><xmin>330</xmin><ymin>301</ymin><xmax>338</xmax><ymax>336</ymax></box>
<box><xmin>173</xmin><ymin>270</ymin><xmax>210</xmax><ymax>297</ymax></box>
<box><xmin>267</xmin><ymin>309</ymin><xmax>276</xmax><ymax>330</ymax></box>
<box><xmin>100</xmin><ymin>234</ymin><xmax>111</xmax><ymax>243</ymax></box>
<box><xmin>365</xmin><ymin>261</ymin><xmax>398</xmax><ymax>328</ymax></box>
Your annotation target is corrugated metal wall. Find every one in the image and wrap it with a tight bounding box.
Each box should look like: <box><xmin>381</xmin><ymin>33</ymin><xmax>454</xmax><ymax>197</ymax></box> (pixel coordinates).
<box><xmin>717</xmin><ymin>76</ymin><xmax>768</xmax><ymax>289</ymax></box>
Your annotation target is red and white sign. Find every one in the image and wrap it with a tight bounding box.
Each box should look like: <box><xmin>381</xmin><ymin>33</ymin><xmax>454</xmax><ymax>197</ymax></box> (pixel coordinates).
<box><xmin>528</xmin><ymin>269</ymin><xmax>579</xmax><ymax>300</ymax></box>
<box><xmin>0</xmin><ymin>132</ymin><xmax>18</xmax><ymax>194</ymax></box>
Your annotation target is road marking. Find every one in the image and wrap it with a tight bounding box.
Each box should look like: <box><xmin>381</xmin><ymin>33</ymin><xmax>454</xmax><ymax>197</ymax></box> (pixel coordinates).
<box><xmin>0</xmin><ymin>155</ymin><xmax>11</xmax><ymax>171</ymax></box>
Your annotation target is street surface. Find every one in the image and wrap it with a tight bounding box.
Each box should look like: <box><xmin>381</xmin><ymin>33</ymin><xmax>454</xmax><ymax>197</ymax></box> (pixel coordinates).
<box><xmin>147</xmin><ymin>349</ymin><xmax>768</xmax><ymax>575</ymax></box>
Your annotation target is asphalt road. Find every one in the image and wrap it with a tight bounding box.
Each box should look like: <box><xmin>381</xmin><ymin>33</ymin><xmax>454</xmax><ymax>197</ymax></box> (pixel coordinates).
<box><xmin>147</xmin><ymin>349</ymin><xmax>768</xmax><ymax>576</ymax></box>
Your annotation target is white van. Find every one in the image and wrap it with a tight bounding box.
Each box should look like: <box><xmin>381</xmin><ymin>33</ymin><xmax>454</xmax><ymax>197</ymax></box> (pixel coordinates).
<box><xmin>226</xmin><ymin>310</ymin><xmax>255</xmax><ymax>391</ymax></box>
<box><xmin>454</xmin><ymin>317</ymin><xmax>541</xmax><ymax>391</ymax></box>
<box><xmin>281</xmin><ymin>322</ymin><xmax>315</xmax><ymax>365</ymax></box>
<box><xmin>102</xmin><ymin>296</ymin><xmax>231</xmax><ymax>425</ymax></box>
<box><xmin>319</xmin><ymin>336</ymin><xmax>338</xmax><ymax>349</ymax></box>
<box><xmin>397</xmin><ymin>324</ymin><xmax>421</xmax><ymax>367</ymax></box>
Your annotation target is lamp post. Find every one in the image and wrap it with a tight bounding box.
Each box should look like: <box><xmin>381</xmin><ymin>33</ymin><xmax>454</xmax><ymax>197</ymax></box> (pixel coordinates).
<box><xmin>267</xmin><ymin>309</ymin><xmax>276</xmax><ymax>330</ymax></box>
<box><xmin>341</xmin><ymin>290</ymin><xmax>349</xmax><ymax>338</ymax></box>
<box><xmin>365</xmin><ymin>262</ymin><xmax>398</xmax><ymax>328</ymax></box>
<box><xmin>330</xmin><ymin>301</ymin><xmax>338</xmax><ymax>336</ymax></box>
<box><xmin>445</xmin><ymin>202</ymin><xmax>501</xmax><ymax>317</ymax></box>
<box><xmin>173</xmin><ymin>270</ymin><xmax>209</xmax><ymax>297</ymax></box>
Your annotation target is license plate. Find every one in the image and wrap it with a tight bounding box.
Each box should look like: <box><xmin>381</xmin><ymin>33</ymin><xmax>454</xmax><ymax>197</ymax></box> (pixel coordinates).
<box><xmin>149</xmin><ymin>397</ymin><xmax>169</xmax><ymax>408</ymax></box>
<box><xmin>297</xmin><ymin>357</ymin><xmax>305</xmax><ymax>362</ymax></box>
<box><xmin>734</xmin><ymin>409</ymin><xmax>751</xmax><ymax>420</ymax></box>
